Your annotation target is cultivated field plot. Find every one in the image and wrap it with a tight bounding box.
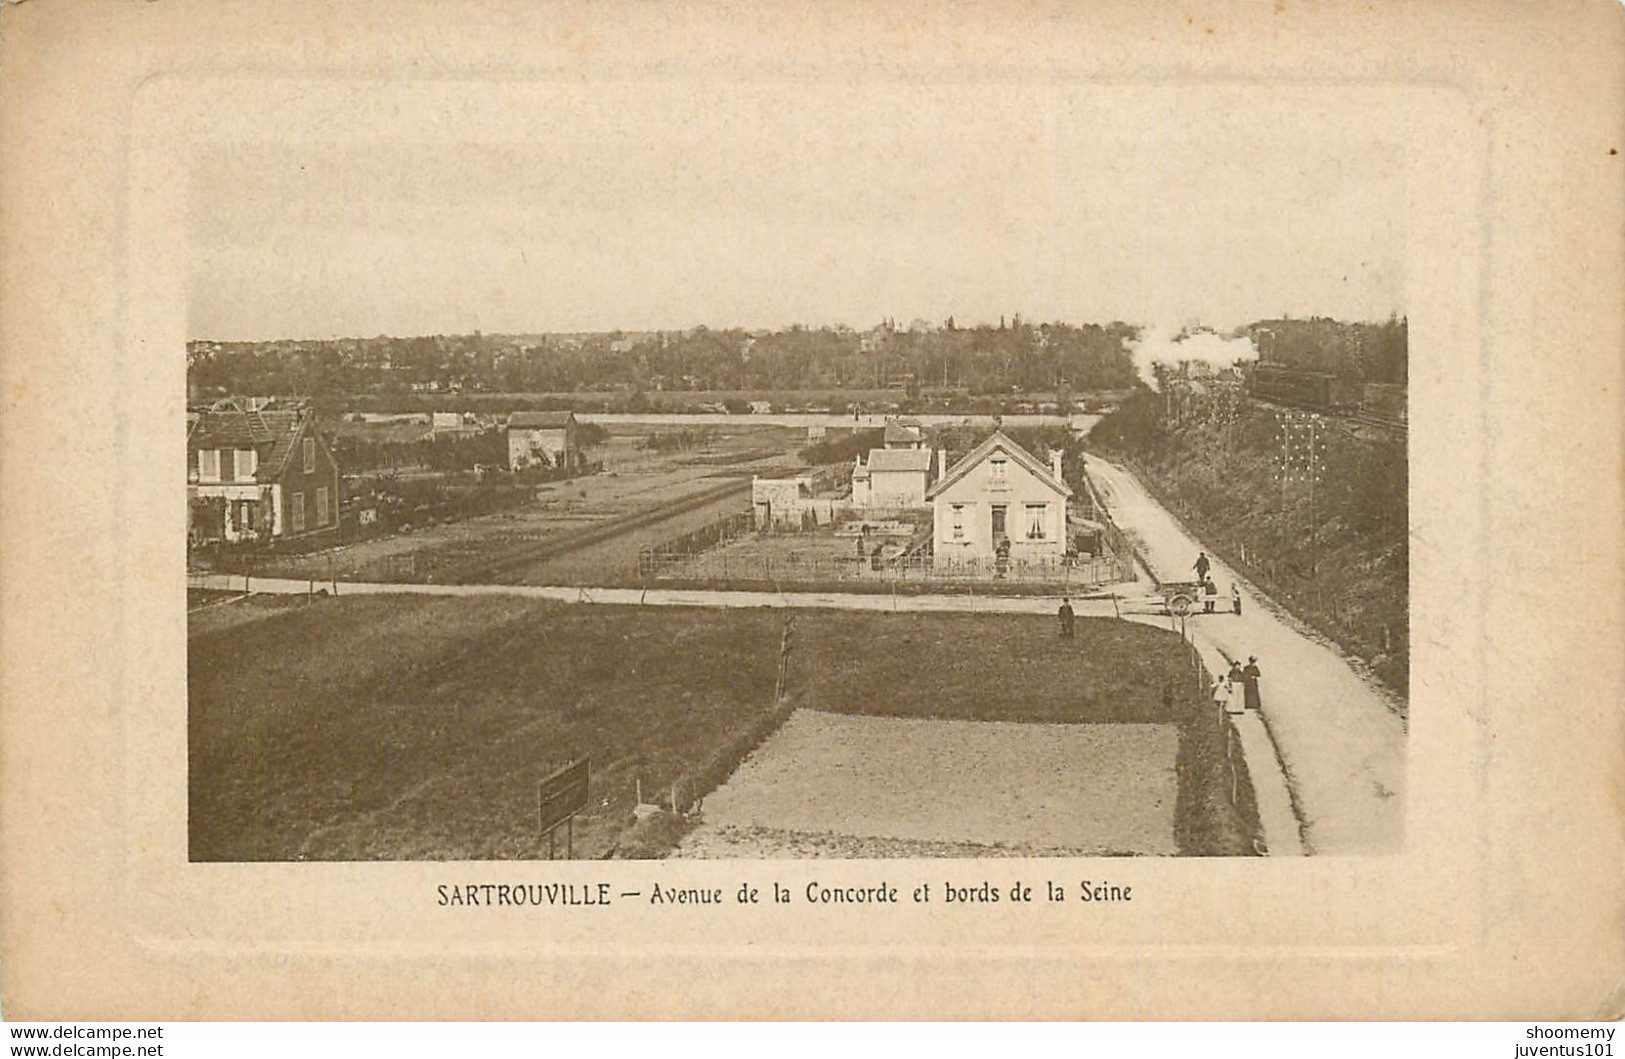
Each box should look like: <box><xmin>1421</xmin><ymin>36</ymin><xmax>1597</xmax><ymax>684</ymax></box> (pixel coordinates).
<box><xmin>189</xmin><ymin>601</ymin><xmax>1256</xmax><ymax>861</ymax></box>
<box><xmin>678</xmin><ymin>711</ymin><xmax>1179</xmax><ymax>857</ymax></box>
<box><xmin>676</xmin><ymin>612</ymin><xmax>1252</xmax><ymax>857</ymax></box>
<box><xmin>217</xmin><ymin>425</ymin><xmax>798</xmax><ymax>586</ymax></box>
<box><xmin>662</xmin><ymin>518</ymin><xmax>927</xmax><ymax>578</ymax></box>
<box><xmin>646</xmin><ymin>518</ymin><xmax>1132</xmax><ymax>595</ymax></box>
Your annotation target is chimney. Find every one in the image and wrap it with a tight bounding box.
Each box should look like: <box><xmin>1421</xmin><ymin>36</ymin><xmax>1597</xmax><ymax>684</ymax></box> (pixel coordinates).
<box><xmin>935</xmin><ymin>447</ymin><xmax>945</xmax><ymax>480</ymax></box>
<box><xmin>1050</xmin><ymin>448</ymin><xmax>1063</xmax><ymax>481</ymax></box>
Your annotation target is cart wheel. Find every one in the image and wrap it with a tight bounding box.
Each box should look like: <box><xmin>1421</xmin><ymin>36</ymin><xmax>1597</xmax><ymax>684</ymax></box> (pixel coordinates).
<box><xmin>1168</xmin><ymin>594</ymin><xmax>1194</xmax><ymax>617</ymax></box>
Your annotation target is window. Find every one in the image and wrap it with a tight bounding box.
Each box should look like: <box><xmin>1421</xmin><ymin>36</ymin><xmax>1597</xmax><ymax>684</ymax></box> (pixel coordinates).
<box><xmin>302</xmin><ymin>437</ymin><xmax>316</xmax><ymax>474</ymax></box>
<box><xmin>316</xmin><ymin>486</ymin><xmax>329</xmax><ymax>527</ymax></box>
<box><xmin>951</xmin><ymin>504</ymin><xmax>965</xmax><ymax>540</ymax></box>
<box><xmin>1026</xmin><ymin>503</ymin><xmax>1047</xmax><ymax>540</ymax></box>
<box><xmin>991</xmin><ymin>504</ymin><xmax>1007</xmax><ymax>540</ymax></box>
<box><xmin>989</xmin><ymin>457</ymin><xmax>1007</xmax><ymax>483</ymax></box>
<box><xmin>291</xmin><ymin>491</ymin><xmax>305</xmax><ymax>532</ymax></box>
<box><xmin>237</xmin><ymin>500</ymin><xmax>255</xmax><ymax>531</ymax></box>
<box><xmin>198</xmin><ymin>449</ymin><xmax>220</xmax><ymax>480</ymax></box>
<box><xmin>233</xmin><ymin>448</ymin><xmax>256</xmax><ymax>480</ymax></box>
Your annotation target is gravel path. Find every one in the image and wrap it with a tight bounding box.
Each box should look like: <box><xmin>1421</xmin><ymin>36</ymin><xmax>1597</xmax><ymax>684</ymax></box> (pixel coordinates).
<box><xmin>676</xmin><ymin>710</ymin><xmax>1179</xmax><ymax>858</ymax></box>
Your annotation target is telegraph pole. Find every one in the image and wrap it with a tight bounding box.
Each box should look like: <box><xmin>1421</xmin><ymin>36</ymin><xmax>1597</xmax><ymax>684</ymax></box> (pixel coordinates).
<box><xmin>1275</xmin><ymin>410</ymin><xmax>1324</xmax><ymax>578</ymax></box>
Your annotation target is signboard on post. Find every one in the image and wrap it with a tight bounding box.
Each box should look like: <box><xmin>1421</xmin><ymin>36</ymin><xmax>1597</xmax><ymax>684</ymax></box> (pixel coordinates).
<box><xmin>537</xmin><ymin>758</ymin><xmax>590</xmax><ymax>859</ymax></box>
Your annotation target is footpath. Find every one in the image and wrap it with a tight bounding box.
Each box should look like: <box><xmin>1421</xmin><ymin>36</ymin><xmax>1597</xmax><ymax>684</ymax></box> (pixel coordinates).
<box><xmin>187</xmin><ymin>573</ymin><xmax>1131</xmax><ymax>617</ymax></box>
<box><xmin>1085</xmin><ymin>454</ymin><xmax>1407</xmax><ymax>855</ymax></box>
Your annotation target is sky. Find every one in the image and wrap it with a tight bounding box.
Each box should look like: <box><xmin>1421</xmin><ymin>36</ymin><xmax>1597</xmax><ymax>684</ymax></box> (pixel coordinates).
<box><xmin>187</xmin><ymin>81</ymin><xmax>1407</xmax><ymax>341</ymax></box>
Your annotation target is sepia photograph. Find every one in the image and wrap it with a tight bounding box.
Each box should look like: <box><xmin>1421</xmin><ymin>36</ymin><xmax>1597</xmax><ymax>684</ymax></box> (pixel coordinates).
<box><xmin>4</xmin><ymin>0</ymin><xmax>1622</xmax><ymax>1027</ymax></box>
<box><xmin>184</xmin><ymin>87</ymin><xmax>1408</xmax><ymax>864</ymax></box>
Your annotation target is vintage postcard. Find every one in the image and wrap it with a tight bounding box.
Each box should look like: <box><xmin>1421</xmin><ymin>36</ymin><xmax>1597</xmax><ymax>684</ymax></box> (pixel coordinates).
<box><xmin>1</xmin><ymin>0</ymin><xmax>1620</xmax><ymax>1021</ymax></box>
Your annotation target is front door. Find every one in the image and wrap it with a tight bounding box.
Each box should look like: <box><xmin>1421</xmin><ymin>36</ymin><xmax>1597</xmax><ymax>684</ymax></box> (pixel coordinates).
<box><xmin>990</xmin><ymin>504</ymin><xmax>1007</xmax><ymax>542</ymax></box>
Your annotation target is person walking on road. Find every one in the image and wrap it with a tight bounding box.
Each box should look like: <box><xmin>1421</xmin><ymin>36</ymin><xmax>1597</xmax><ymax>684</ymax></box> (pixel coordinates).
<box><xmin>1057</xmin><ymin>597</ymin><xmax>1075</xmax><ymax>639</ymax></box>
<box><xmin>1228</xmin><ymin>659</ymin><xmax>1244</xmax><ymax>685</ymax></box>
<box><xmin>1231</xmin><ymin>581</ymin><xmax>1243</xmax><ymax>616</ymax></box>
<box><xmin>1194</xmin><ymin>551</ymin><xmax>1211</xmax><ymax>582</ymax></box>
<box><xmin>1241</xmin><ymin>656</ymin><xmax>1262</xmax><ymax>711</ymax></box>
<box><xmin>1202</xmin><ymin>576</ymin><xmax>1218</xmax><ymax>613</ymax></box>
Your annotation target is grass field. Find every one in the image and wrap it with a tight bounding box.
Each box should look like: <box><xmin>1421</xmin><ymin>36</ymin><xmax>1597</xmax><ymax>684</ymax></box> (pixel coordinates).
<box><xmin>189</xmin><ymin>598</ymin><xmax>1259</xmax><ymax>860</ymax></box>
<box><xmin>189</xmin><ymin>596</ymin><xmax>786</xmax><ymax>860</ymax></box>
<box><xmin>789</xmin><ymin>613</ymin><xmax>1180</xmax><ymax>723</ymax></box>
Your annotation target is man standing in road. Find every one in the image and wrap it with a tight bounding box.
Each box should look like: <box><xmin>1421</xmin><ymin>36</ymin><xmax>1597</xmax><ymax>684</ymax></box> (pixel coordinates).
<box><xmin>1231</xmin><ymin>581</ymin><xmax>1243</xmax><ymax>616</ymax></box>
<box><xmin>1057</xmin><ymin>597</ymin><xmax>1075</xmax><ymax>639</ymax></box>
<box><xmin>1242</xmin><ymin>655</ymin><xmax>1262</xmax><ymax>711</ymax></box>
<box><xmin>1195</xmin><ymin>551</ymin><xmax>1211</xmax><ymax>582</ymax></box>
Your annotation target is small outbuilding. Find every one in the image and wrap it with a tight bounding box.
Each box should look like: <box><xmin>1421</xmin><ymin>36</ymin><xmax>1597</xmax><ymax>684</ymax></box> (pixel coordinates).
<box><xmin>507</xmin><ymin>411</ymin><xmax>582</xmax><ymax>472</ymax></box>
<box><xmin>852</xmin><ymin>447</ymin><xmax>937</xmax><ymax>508</ymax></box>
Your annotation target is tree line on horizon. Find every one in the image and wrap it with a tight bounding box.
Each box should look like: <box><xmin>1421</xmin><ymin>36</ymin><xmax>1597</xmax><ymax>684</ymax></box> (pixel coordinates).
<box><xmin>186</xmin><ymin>315</ymin><xmax>1405</xmax><ymax>404</ymax></box>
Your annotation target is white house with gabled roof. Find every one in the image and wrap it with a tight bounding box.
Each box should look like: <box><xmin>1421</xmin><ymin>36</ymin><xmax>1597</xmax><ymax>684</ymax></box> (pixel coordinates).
<box><xmin>852</xmin><ymin>447</ymin><xmax>937</xmax><ymax>507</ymax></box>
<box><xmin>926</xmin><ymin>431</ymin><xmax>1071</xmax><ymax>564</ymax></box>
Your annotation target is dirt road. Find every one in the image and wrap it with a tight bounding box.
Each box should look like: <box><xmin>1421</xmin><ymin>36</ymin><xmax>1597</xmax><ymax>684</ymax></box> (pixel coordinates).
<box><xmin>1086</xmin><ymin>454</ymin><xmax>1407</xmax><ymax>854</ymax></box>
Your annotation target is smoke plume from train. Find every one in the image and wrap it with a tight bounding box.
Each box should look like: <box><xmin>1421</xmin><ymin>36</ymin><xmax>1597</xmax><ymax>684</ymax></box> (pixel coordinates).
<box><xmin>1130</xmin><ymin>324</ymin><xmax>1260</xmax><ymax>391</ymax></box>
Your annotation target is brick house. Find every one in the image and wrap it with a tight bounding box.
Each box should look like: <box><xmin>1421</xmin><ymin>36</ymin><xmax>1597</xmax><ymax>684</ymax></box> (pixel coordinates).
<box><xmin>187</xmin><ymin>402</ymin><xmax>341</xmax><ymax>544</ymax></box>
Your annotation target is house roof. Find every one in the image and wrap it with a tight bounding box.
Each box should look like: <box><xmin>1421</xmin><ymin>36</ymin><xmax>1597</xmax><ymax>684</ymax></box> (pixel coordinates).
<box><xmin>187</xmin><ymin>409</ymin><xmax>314</xmax><ymax>484</ymax></box>
<box><xmin>925</xmin><ymin>431</ymin><xmax>1072</xmax><ymax>500</ymax></box>
<box><xmin>864</xmin><ymin>448</ymin><xmax>933</xmax><ymax>473</ymax></box>
<box><xmin>256</xmin><ymin>412</ymin><xmax>309</xmax><ymax>482</ymax></box>
<box><xmin>188</xmin><ymin>409</ymin><xmax>277</xmax><ymax>448</ymax></box>
<box><xmin>883</xmin><ymin>422</ymin><xmax>923</xmax><ymax>445</ymax></box>
<box><xmin>508</xmin><ymin>411</ymin><xmax>576</xmax><ymax>429</ymax></box>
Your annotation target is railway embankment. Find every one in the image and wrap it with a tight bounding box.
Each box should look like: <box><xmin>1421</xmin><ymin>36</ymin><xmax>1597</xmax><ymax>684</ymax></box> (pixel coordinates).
<box><xmin>1089</xmin><ymin>391</ymin><xmax>1408</xmax><ymax>696</ymax></box>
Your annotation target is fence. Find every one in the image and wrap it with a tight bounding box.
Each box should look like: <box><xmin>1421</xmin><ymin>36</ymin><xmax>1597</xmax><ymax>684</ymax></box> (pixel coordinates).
<box><xmin>1181</xmin><ymin>634</ymin><xmax>1266</xmax><ymax>855</ymax></box>
<box><xmin>647</xmin><ymin>511</ymin><xmax>756</xmax><ymax>560</ymax></box>
<box><xmin>637</xmin><ymin>547</ymin><xmax>1133</xmax><ymax>591</ymax></box>
<box><xmin>1079</xmin><ymin>468</ymin><xmax>1144</xmax><ymax>581</ymax></box>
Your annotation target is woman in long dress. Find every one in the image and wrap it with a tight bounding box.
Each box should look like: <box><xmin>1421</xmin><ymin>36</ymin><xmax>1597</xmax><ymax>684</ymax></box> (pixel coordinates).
<box><xmin>1242</xmin><ymin>656</ymin><xmax>1262</xmax><ymax>711</ymax></box>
